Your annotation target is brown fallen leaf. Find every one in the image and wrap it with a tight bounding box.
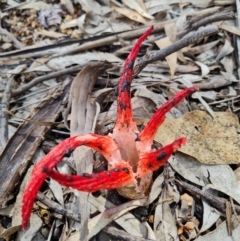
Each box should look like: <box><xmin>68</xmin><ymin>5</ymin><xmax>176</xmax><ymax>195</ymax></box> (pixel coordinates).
<box><xmin>150</xmin><ymin>110</ymin><xmax>240</xmax><ymax>164</ymax></box>
<box><xmin>155</xmin><ymin>36</ymin><xmax>177</xmax><ymax>78</ymax></box>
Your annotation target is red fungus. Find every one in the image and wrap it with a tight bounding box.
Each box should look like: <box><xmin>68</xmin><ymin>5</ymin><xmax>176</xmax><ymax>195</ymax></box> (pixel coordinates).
<box><xmin>21</xmin><ymin>25</ymin><xmax>198</xmax><ymax>230</ymax></box>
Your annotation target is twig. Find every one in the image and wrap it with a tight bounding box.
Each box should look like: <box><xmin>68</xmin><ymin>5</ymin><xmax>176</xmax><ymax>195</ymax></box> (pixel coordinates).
<box><xmin>226</xmin><ymin>200</ymin><xmax>232</xmax><ymax>236</ymax></box>
<box><xmin>177</xmin><ymin>12</ymin><xmax>235</xmax><ymax>39</ymax></box>
<box><xmin>103</xmin><ymin>226</ymin><xmax>156</xmax><ymax>241</ymax></box>
<box><xmin>52</xmin><ymin>21</ymin><xmax>175</xmax><ymax>57</ymax></box>
<box><xmin>114</xmin><ymin>34</ymin><xmax>164</xmax><ymax>57</ymax></box>
<box><xmin>0</xmin><ymin>76</ymin><xmax>14</xmax><ymax>149</ymax></box>
<box><xmin>0</xmin><ymin>26</ymin><xmax>23</xmax><ymax>49</ymax></box>
<box><xmin>36</xmin><ymin>192</ymin><xmax>81</xmax><ymax>223</ymax></box>
<box><xmin>230</xmin><ymin>197</ymin><xmax>240</xmax><ymax>223</ymax></box>
<box><xmin>236</xmin><ymin>0</ymin><xmax>240</xmax><ymax>88</ymax></box>
<box><xmin>176</xmin><ymin>180</ymin><xmax>240</xmax><ymax>214</ymax></box>
<box><xmin>201</xmin><ymin>96</ymin><xmax>240</xmax><ymax>106</ymax></box>
<box><xmin>11</xmin><ymin>64</ymin><xmax>84</xmax><ymax>97</ymax></box>
<box><xmin>133</xmin><ymin>25</ymin><xmax>219</xmax><ymax>76</ymax></box>
<box><xmin>11</xmin><ymin>26</ymin><xmax>218</xmax><ymax>98</ymax></box>
<box><xmin>186</xmin><ymin>6</ymin><xmax>221</xmax><ymax>26</ymax></box>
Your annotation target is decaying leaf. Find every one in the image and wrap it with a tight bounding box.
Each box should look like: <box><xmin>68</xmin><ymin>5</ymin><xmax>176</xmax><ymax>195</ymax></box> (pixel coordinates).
<box><xmin>195</xmin><ymin>220</ymin><xmax>240</xmax><ymax>241</ymax></box>
<box><xmin>170</xmin><ymin>153</ymin><xmax>240</xmax><ymax>204</ymax></box>
<box><xmin>38</xmin><ymin>4</ymin><xmax>64</xmax><ymax>28</ymax></box>
<box><xmin>152</xmin><ymin>110</ymin><xmax>240</xmax><ymax>165</ymax></box>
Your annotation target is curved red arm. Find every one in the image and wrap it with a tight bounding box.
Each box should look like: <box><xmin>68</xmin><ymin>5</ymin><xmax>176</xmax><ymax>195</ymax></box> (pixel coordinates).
<box><xmin>22</xmin><ymin>134</ymin><xmax>121</xmax><ymax>230</ymax></box>
<box><xmin>137</xmin><ymin>137</ymin><xmax>186</xmax><ymax>177</ymax></box>
<box><xmin>138</xmin><ymin>87</ymin><xmax>198</xmax><ymax>150</ymax></box>
<box><xmin>42</xmin><ymin>162</ymin><xmax>135</xmax><ymax>192</ymax></box>
<box><xmin>115</xmin><ymin>26</ymin><xmax>154</xmax><ymax>129</ymax></box>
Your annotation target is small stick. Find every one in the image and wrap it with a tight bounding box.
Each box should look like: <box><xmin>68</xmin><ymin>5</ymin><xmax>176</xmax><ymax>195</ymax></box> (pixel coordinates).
<box><xmin>133</xmin><ymin>25</ymin><xmax>219</xmax><ymax>77</ymax></box>
<box><xmin>0</xmin><ymin>26</ymin><xmax>23</xmax><ymax>49</ymax></box>
<box><xmin>176</xmin><ymin>179</ymin><xmax>240</xmax><ymax>214</ymax></box>
<box><xmin>230</xmin><ymin>197</ymin><xmax>240</xmax><ymax>223</ymax></box>
<box><xmin>177</xmin><ymin>12</ymin><xmax>235</xmax><ymax>39</ymax></box>
<box><xmin>11</xmin><ymin>65</ymin><xmax>84</xmax><ymax>97</ymax></box>
<box><xmin>52</xmin><ymin>21</ymin><xmax>174</xmax><ymax>58</ymax></box>
<box><xmin>0</xmin><ymin>76</ymin><xmax>14</xmax><ymax>148</ymax></box>
<box><xmin>103</xmin><ymin>226</ymin><xmax>156</xmax><ymax>241</ymax></box>
<box><xmin>37</xmin><ymin>192</ymin><xmax>81</xmax><ymax>222</ymax></box>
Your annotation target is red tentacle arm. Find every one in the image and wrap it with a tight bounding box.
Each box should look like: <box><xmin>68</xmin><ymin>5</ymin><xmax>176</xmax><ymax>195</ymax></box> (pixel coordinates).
<box><xmin>42</xmin><ymin>161</ymin><xmax>135</xmax><ymax>192</ymax></box>
<box><xmin>137</xmin><ymin>138</ymin><xmax>186</xmax><ymax>177</ymax></box>
<box><xmin>112</xmin><ymin>26</ymin><xmax>154</xmax><ymax>169</ymax></box>
<box><xmin>138</xmin><ymin>87</ymin><xmax>198</xmax><ymax>150</ymax></box>
<box><xmin>115</xmin><ymin>26</ymin><xmax>154</xmax><ymax>129</ymax></box>
<box><xmin>22</xmin><ymin>134</ymin><xmax>121</xmax><ymax>230</ymax></box>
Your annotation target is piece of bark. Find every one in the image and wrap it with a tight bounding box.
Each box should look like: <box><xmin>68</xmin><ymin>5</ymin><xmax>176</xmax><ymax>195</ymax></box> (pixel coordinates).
<box><xmin>0</xmin><ymin>79</ymin><xmax>71</xmax><ymax>205</ymax></box>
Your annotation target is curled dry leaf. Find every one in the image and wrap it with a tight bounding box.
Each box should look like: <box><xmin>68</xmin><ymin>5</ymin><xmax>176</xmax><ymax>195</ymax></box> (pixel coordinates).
<box><xmin>38</xmin><ymin>4</ymin><xmax>64</xmax><ymax>28</ymax></box>
<box><xmin>114</xmin><ymin>7</ymin><xmax>147</xmax><ymax>24</ymax></box>
<box><xmin>122</xmin><ymin>0</ymin><xmax>154</xmax><ymax>19</ymax></box>
<box><xmin>155</xmin><ymin>37</ymin><xmax>177</xmax><ymax>78</ymax></box>
<box><xmin>200</xmin><ymin>200</ymin><xmax>220</xmax><ymax>233</ymax></box>
<box><xmin>220</xmin><ymin>56</ymin><xmax>234</xmax><ymax>73</ymax></box>
<box><xmin>154</xmin><ymin>193</ymin><xmax>178</xmax><ymax>241</ymax></box>
<box><xmin>215</xmin><ymin>39</ymin><xmax>234</xmax><ymax>62</ymax></box>
<box><xmin>194</xmin><ymin>61</ymin><xmax>210</xmax><ymax>77</ymax></box>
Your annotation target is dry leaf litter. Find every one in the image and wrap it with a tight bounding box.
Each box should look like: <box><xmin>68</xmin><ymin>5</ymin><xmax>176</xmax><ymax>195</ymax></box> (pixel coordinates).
<box><xmin>0</xmin><ymin>0</ymin><xmax>240</xmax><ymax>241</ymax></box>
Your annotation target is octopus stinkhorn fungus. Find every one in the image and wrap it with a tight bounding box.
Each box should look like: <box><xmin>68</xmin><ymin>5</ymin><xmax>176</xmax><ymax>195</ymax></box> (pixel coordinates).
<box><xmin>22</xmin><ymin>25</ymin><xmax>198</xmax><ymax>230</ymax></box>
